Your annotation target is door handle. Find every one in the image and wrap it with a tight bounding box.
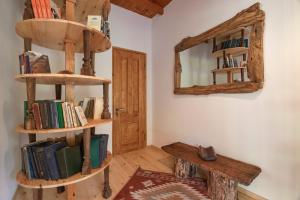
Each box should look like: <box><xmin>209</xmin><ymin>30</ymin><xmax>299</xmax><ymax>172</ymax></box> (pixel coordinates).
<box><xmin>115</xmin><ymin>108</ymin><xmax>126</xmax><ymax>116</ymax></box>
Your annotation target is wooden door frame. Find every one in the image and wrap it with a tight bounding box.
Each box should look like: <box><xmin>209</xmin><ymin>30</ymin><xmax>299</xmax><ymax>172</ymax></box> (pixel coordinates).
<box><xmin>112</xmin><ymin>46</ymin><xmax>147</xmax><ymax>155</ymax></box>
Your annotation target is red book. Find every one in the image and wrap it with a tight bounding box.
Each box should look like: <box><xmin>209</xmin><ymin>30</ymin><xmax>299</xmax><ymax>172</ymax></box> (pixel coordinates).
<box><xmin>32</xmin><ymin>103</ymin><xmax>43</xmax><ymax>129</ymax></box>
<box><xmin>44</xmin><ymin>0</ymin><xmax>53</xmax><ymax>18</ymax></box>
<box><xmin>31</xmin><ymin>0</ymin><xmax>39</xmax><ymax>18</ymax></box>
<box><xmin>39</xmin><ymin>0</ymin><xmax>47</xmax><ymax>18</ymax></box>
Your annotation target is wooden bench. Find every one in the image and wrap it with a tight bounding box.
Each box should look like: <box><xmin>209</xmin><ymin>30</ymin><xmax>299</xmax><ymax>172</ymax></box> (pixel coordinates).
<box><xmin>162</xmin><ymin>142</ymin><xmax>261</xmax><ymax>200</ymax></box>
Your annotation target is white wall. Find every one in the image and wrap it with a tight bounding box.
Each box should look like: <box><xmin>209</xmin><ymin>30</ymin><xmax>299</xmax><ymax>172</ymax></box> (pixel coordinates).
<box><xmin>152</xmin><ymin>0</ymin><xmax>300</xmax><ymax>199</ymax></box>
<box><xmin>0</xmin><ymin>0</ymin><xmax>24</xmax><ymax>199</ymax></box>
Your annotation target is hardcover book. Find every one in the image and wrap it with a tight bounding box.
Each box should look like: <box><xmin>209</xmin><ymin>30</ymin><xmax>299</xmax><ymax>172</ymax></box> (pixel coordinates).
<box><xmin>44</xmin><ymin>142</ymin><xmax>66</xmax><ymax>179</ymax></box>
<box><xmin>32</xmin><ymin>103</ymin><xmax>42</xmax><ymax>129</ymax></box>
<box><xmin>87</xmin><ymin>15</ymin><xmax>102</xmax><ymax>31</ymax></box>
<box><xmin>75</xmin><ymin>106</ymin><xmax>88</xmax><ymax>126</ymax></box>
<box><xmin>54</xmin><ymin>100</ymin><xmax>65</xmax><ymax>128</ymax></box>
<box><xmin>55</xmin><ymin>145</ymin><xmax>83</xmax><ymax>179</ymax></box>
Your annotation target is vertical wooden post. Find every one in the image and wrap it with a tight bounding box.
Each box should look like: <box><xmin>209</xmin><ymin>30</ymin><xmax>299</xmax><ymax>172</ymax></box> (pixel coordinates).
<box><xmin>26</xmin><ymin>79</ymin><xmax>36</xmax><ymax>143</ymax></box>
<box><xmin>227</xmin><ymin>71</ymin><xmax>233</xmax><ymax>84</ymax></box>
<box><xmin>213</xmin><ymin>38</ymin><xmax>217</xmax><ymax>52</ymax></box>
<box><xmin>65</xmin><ymin>0</ymin><xmax>76</xmax><ymax>20</ymax></box>
<box><xmin>32</xmin><ymin>188</ymin><xmax>43</xmax><ymax>200</ymax></box>
<box><xmin>90</xmin><ymin>51</ymin><xmax>96</xmax><ymax>76</ymax></box>
<box><xmin>241</xmin><ymin>68</ymin><xmax>245</xmax><ymax>82</ymax></box>
<box><xmin>102</xmin><ymin>166</ymin><xmax>112</xmax><ymax>199</ymax></box>
<box><xmin>208</xmin><ymin>171</ymin><xmax>238</xmax><ymax>200</ymax></box>
<box><xmin>81</xmin><ymin>30</ymin><xmax>94</xmax><ymax>76</ymax></box>
<box><xmin>217</xmin><ymin>57</ymin><xmax>220</xmax><ymax>69</ymax></box>
<box><xmin>66</xmin><ymin>184</ymin><xmax>76</xmax><ymax>200</ymax></box>
<box><xmin>82</xmin><ymin>128</ymin><xmax>91</xmax><ymax>174</ymax></box>
<box><xmin>101</xmin><ymin>83</ymin><xmax>111</xmax><ymax>119</ymax></box>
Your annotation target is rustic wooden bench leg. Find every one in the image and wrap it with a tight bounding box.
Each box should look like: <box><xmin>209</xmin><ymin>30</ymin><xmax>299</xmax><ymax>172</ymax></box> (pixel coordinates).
<box><xmin>174</xmin><ymin>158</ymin><xmax>197</xmax><ymax>178</ymax></box>
<box><xmin>32</xmin><ymin>188</ymin><xmax>42</xmax><ymax>200</ymax></box>
<box><xmin>102</xmin><ymin>166</ymin><xmax>112</xmax><ymax>199</ymax></box>
<box><xmin>208</xmin><ymin>171</ymin><xmax>238</xmax><ymax>200</ymax></box>
<box><xmin>66</xmin><ymin>184</ymin><xmax>76</xmax><ymax>200</ymax></box>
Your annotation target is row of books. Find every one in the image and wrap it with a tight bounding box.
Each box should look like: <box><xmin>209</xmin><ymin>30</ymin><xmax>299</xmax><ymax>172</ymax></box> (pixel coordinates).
<box><xmin>25</xmin><ymin>100</ymin><xmax>88</xmax><ymax>130</ymax></box>
<box><xmin>223</xmin><ymin>57</ymin><xmax>247</xmax><ymax>68</ymax></box>
<box><xmin>19</xmin><ymin>51</ymin><xmax>51</xmax><ymax>74</ymax></box>
<box><xmin>79</xmin><ymin>97</ymin><xmax>104</xmax><ymax>120</ymax></box>
<box><xmin>31</xmin><ymin>0</ymin><xmax>61</xmax><ymax>19</ymax></box>
<box><xmin>213</xmin><ymin>38</ymin><xmax>249</xmax><ymax>52</ymax></box>
<box><xmin>21</xmin><ymin>134</ymin><xmax>109</xmax><ymax>180</ymax></box>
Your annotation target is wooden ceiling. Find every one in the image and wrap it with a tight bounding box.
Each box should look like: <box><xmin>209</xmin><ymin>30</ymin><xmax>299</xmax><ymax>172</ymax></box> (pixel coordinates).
<box><xmin>111</xmin><ymin>0</ymin><xmax>173</xmax><ymax>18</ymax></box>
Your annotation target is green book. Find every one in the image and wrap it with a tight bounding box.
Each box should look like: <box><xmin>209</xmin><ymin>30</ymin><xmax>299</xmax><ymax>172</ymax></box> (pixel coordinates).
<box><xmin>90</xmin><ymin>136</ymin><xmax>100</xmax><ymax>168</ymax></box>
<box><xmin>24</xmin><ymin>101</ymin><xmax>28</xmax><ymax>124</ymax></box>
<box><xmin>54</xmin><ymin>101</ymin><xmax>65</xmax><ymax>128</ymax></box>
<box><xmin>55</xmin><ymin>145</ymin><xmax>82</xmax><ymax>179</ymax></box>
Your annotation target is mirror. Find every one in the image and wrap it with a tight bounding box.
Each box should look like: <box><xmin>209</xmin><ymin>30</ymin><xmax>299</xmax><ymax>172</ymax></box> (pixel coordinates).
<box><xmin>174</xmin><ymin>3</ymin><xmax>265</xmax><ymax>95</ymax></box>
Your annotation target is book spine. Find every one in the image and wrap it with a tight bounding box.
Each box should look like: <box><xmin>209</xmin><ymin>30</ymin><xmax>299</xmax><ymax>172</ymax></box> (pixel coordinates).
<box><xmin>70</xmin><ymin>104</ymin><xmax>78</xmax><ymax>127</ymax></box>
<box><xmin>56</xmin><ymin>101</ymin><xmax>65</xmax><ymax>128</ymax></box>
<box><xmin>22</xmin><ymin>147</ymin><xmax>32</xmax><ymax>179</ymax></box>
<box><xmin>27</xmin><ymin>146</ymin><xmax>38</xmax><ymax>178</ymax></box>
<box><xmin>67</xmin><ymin>103</ymin><xmax>74</xmax><ymax>128</ymax></box>
<box><xmin>39</xmin><ymin>0</ymin><xmax>47</xmax><ymax>18</ymax></box>
<box><xmin>62</xmin><ymin>102</ymin><xmax>69</xmax><ymax>128</ymax></box>
<box><xmin>25</xmin><ymin>54</ymin><xmax>31</xmax><ymax>73</ymax></box>
<box><xmin>51</xmin><ymin>101</ymin><xmax>59</xmax><ymax>129</ymax></box>
<box><xmin>75</xmin><ymin>106</ymin><xmax>88</xmax><ymax>126</ymax></box>
<box><xmin>32</xmin><ymin>103</ymin><xmax>43</xmax><ymax>129</ymax></box>
<box><xmin>55</xmin><ymin>149</ymin><xmax>68</xmax><ymax>179</ymax></box>
<box><xmin>31</xmin><ymin>0</ymin><xmax>39</xmax><ymax>18</ymax></box>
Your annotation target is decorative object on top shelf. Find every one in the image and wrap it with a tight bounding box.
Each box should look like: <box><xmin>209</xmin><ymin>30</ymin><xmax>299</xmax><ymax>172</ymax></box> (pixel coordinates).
<box><xmin>198</xmin><ymin>146</ymin><xmax>217</xmax><ymax>161</ymax></box>
<box><xmin>174</xmin><ymin>3</ymin><xmax>265</xmax><ymax>95</ymax></box>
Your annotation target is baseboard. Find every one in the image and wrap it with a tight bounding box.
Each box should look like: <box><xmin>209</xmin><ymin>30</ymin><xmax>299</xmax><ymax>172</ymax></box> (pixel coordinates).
<box><xmin>238</xmin><ymin>187</ymin><xmax>267</xmax><ymax>200</ymax></box>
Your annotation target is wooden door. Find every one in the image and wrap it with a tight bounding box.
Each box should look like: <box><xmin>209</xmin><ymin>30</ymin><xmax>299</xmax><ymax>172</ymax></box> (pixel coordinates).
<box><xmin>113</xmin><ymin>47</ymin><xmax>146</xmax><ymax>155</ymax></box>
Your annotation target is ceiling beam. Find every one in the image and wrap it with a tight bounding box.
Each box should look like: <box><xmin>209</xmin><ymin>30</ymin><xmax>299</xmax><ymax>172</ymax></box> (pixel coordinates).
<box><xmin>111</xmin><ymin>0</ymin><xmax>164</xmax><ymax>18</ymax></box>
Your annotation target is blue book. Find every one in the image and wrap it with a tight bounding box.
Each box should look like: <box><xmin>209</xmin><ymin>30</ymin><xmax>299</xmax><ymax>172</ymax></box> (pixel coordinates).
<box><xmin>44</xmin><ymin>142</ymin><xmax>67</xmax><ymax>180</ymax></box>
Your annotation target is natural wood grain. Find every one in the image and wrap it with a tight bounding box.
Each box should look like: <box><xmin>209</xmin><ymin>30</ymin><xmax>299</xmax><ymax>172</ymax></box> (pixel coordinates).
<box><xmin>15</xmin><ymin>19</ymin><xmax>111</xmax><ymax>53</ymax></box>
<box><xmin>174</xmin><ymin>3</ymin><xmax>265</xmax><ymax>95</ymax></box>
<box><xmin>16</xmin><ymin>153</ymin><xmax>112</xmax><ymax>189</ymax></box>
<box><xmin>112</xmin><ymin>48</ymin><xmax>147</xmax><ymax>155</ymax></box>
<box><xmin>162</xmin><ymin>142</ymin><xmax>261</xmax><ymax>186</ymax></box>
<box><xmin>14</xmin><ymin>146</ymin><xmax>265</xmax><ymax>200</ymax></box>
<box><xmin>111</xmin><ymin>0</ymin><xmax>166</xmax><ymax>18</ymax></box>
<box><xmin>15</xmin><ymin>74</ymin><xmax>111</xmax><ymax>85</ymax></box>
<box><xmin>16</xmin><ymin>119</ymin><xmax>112</xmax><ymax>134</ymax></box>
<box><xmin>66</xmin><ymin>184</ymin><xmax>76</xmax><ymax>200</ymax></box>
<box><xmin>212</xmin><ymin>47</ymin><xmax>248</xmax><ymax>58</ymax></box>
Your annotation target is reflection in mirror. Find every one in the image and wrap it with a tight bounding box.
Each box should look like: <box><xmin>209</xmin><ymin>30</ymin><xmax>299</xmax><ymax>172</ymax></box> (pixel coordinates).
<box><xmin>179</xmin><ymin>27</ymin><xmax>252</xmax><ymax>88</ymax></box>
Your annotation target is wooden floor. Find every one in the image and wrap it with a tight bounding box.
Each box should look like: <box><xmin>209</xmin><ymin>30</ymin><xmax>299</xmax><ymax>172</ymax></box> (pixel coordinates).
<box><xmin>14</xmin><ymin>145</ymin><xmax>264</xmax><ymax>200</ymax></box>
<box><xmin>13</xmin><ymin>146</ymin><xmax>174</xmax><ymax>200</ymax></box>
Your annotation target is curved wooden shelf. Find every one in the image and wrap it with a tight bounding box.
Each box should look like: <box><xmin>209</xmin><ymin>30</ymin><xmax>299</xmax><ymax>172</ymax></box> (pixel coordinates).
<box><xmin>15</xmin><ymin>19</ymin><xmax>111</xmax><ymax>53</ymax></box>
<box><xmin>212</xmin><ymin>47</ymin><xmax>248</xmax><ymax>58</ymax></box>
<box><xmin>16</xmin><ymin>153</ymin><xmax>112</xmax><ymax>189</ymax></box>
<box><xmin>15</xmin><ymin>73</ymin><xmax>111</xmax><ymax>85</ymax></box>
<box><xmin>16</xmin><ymin>119</ymin><xmax>112</xmax><ymax>134</ymax></box>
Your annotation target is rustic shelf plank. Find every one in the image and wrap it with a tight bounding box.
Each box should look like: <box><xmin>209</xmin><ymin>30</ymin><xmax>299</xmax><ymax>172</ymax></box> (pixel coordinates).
<box><xmin>212</xmin><ymin>47</ymin><xmax>248</xmax><ymax>58</ymax></box>
<box><xmin>15</xmin><ymin>73</ymin><xmax>111</xmax><ymax>85</ymax></box>
<box><xmin>16</xmin><ymin>153</ymin><xmax>112</xmax><ymax>189</ymax></box>
<box><xmin>16</xmin><ymin>119</ymin><xmax>112</xmax><ymax>134</ymax></box>
<box><xmin>162</xmin><ymin>142</ymin><xmax>261</xmax><ymax>186</ymax></box>
<box><xmin>15</xmin><ymin>19</ymin><xmax>111</xmax><ymax>53</ymax></box>
<box><xmin>212</xmin><ymin>67</ymin><xmax>246</xmax><ymax>74</ymax></box>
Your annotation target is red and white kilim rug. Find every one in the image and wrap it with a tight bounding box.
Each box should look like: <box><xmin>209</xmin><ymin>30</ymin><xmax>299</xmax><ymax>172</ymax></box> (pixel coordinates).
<box><xmin>114</xmin><ymin>168</ymin><xmax>210</xmax><ymax>200</ymax></box>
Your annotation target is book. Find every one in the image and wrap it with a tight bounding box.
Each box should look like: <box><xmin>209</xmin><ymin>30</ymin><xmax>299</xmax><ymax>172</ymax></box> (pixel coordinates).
<box><xmin>90</xmin><ymin>136</ymin><xmax>101</xmax><ymax>168</ymax></box>
<box><xmin>44</xmin><ymin>142</ymin><xmax>66</xmax><ymax>179</ymax></box>
<box><xmin>48</xmin><ymin>101</ymin><xmax>58</xmax><ymax>128</ymax></box>
<box><xmin>55</xmin><ymin>145</ymin><xmax>83</xmax><ymax>179</ymax></box>
<box><xmin>82</xmin><ymin>97</ymin><xmax>90</xmax><ymax>113</ymax></box>
<box><xmin>70</xmin><ymin>103</ymin><xmax>78</xmax><ymax>127</ymax></box>
<box><xmin>44</xmin><ymin>0</ymin><xmax>53</xmax><ymax>18</ymax></box>
<box><xmin>22</xmin><ymin>147</ymin><xmax>33</xmax><ymax>179</ymax></box>
<box><xmin>31</xmin><ymin>0</ymin><xmax>40</xmax><ymax>18</ymax></box>
<box><xmin>19</xmin><ymin>54</ymin><xmax>26</xmax><ymax>74</ymax></box>
<box><xmin>32</xmin><ymin>103</ymin><xmax>42</xmax><ymax>129</ymax></box>
<box><xmin>87</xmin><ymin>15</ymin><xmax>102</xmax><ymax>31</ymax></box>
<box><xmin>98</xmin><ymin>134</ymin><xmax>109</xmax><ymax>166</ymax></box>
<box><xmin>67</xmin><ymin>103</ymin><xmax>74</xmax><ymax>128</ymax></box>
<box><xmin>93</xmin><ymin>97</ymin><xmax>103</xmax><ymax>119</ymax></box>
<box><xmin>26</xmin><ymin>51</ymin><xmax>51</xmax><ymax>73</ymax></box>
<box><xmin>62</xmin><ymin>102</ymin><xmax>70</xmax><ymax>128</ymax></box>
<box><xmin>39</xmin><ymin>0</ymin><xmax>47</xmax><ymax>18</ymax></box>
<box><xmin>75</xmin><ymin>106</ymin><xmax>88</xmax><ymax>126</ymax></box>
<box><xmin>38</xmin><ymin>101</ymin><xmax>49</xmax><ymax>129</ymax></box>
<box><xmin>50</xmin><ymin>0</ymin><xmax>61</xmax><ymax>19</ymax></box>
<box><xmin>54</xmin><ymin>100</ymin><xmax>65</xmax><ymax>128</ymax></box>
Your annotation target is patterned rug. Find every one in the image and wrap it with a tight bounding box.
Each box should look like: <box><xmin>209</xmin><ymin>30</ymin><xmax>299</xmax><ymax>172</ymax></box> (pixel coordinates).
<box><xmin>114</xmin><ymin>168</ymin><xmax>210</xmax><ymax>200</ymax></box>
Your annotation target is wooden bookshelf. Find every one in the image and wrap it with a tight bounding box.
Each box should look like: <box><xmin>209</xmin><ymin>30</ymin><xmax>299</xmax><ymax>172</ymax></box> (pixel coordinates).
<box><xmin>15</xmin><ymin>19</ymin><xmax>111</xmax><ymax>53</ymax></box>
<box><xmin>16</xmin><ymin>153</ymin><xmax>112</xmax><ymax>189</ymax></box>
<box><xmin>15</xmin><ymin>74</ymin><xmax>111</xmax><ymax>85</ymax></box>
<box><xmin>212</xmin><ymin>47</ymin><xmax>248</xmax><ymax>58</ymax></box>
<box><xmin>16</xmin><ymin>119</ymin><xmax>112</xmax><ymax>134</ymax></box>
<box><xmin>16</xmin><ymin>1</ymin><xmax>113</xmax><ymax>199</ymax></box>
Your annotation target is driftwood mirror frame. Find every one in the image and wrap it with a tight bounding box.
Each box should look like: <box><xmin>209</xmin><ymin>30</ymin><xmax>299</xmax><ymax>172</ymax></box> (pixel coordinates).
<box><xmin>174</xmin><ymin>3</ymin><xmax>265</xmax><ymax>95</ymax></box>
